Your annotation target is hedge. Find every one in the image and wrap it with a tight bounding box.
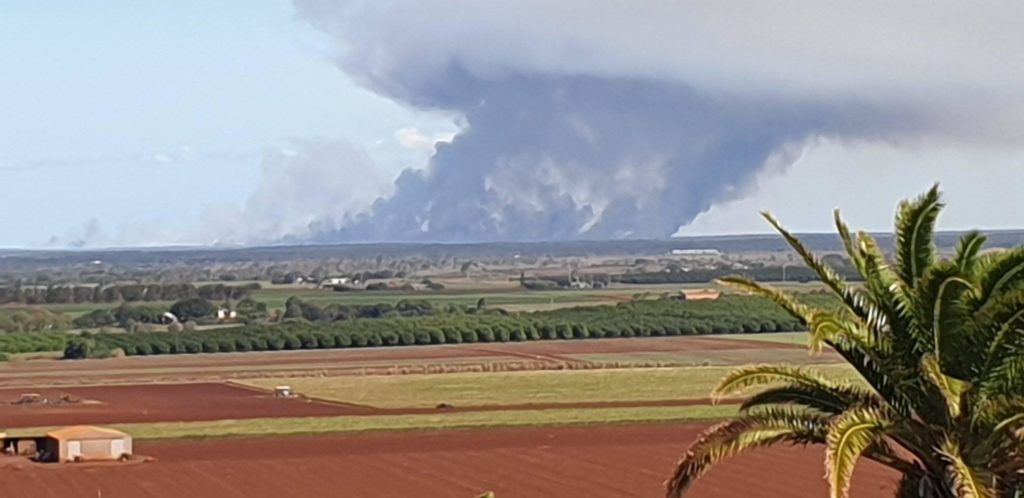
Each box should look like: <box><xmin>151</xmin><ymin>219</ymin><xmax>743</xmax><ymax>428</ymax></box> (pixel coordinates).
<box><xmin>68</xmin><ymin>295</ymin><xmax>821</xmax><ymax>359</ymax></box>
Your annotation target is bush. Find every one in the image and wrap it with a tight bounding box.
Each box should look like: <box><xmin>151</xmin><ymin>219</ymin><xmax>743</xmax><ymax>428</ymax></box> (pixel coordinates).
<box><xmin>63</xmin><ymin>336</ymin><xmax>95</xmax><ymax>360</ymax></box>
<box><xmin>444</xmin><ymin>328</ymin><xmax>462</xmax><ymax>344</ymax></box>
<box><xmin>218</xmin><ymin>339</ymin><xmax>236</xmax><ymax>353</ymax></box>
<box><xmin>428</xmin><ymin>329</ymin><xmax>446</xmax><ymax>344</ymax></box>
<box><xmin>477</xmin><ymin>327</ymin><xmax>495</xmax><ymax>343</ymax></box>
<box><xmin>333</xmin><ymin>332</ymin><xmax>352</xmax><ymax>348</ymax></box>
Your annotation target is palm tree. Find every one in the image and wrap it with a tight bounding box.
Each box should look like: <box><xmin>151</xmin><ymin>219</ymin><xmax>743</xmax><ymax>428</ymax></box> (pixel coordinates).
<box><xmin>666</xmin><ymin>186</ymin><xmax>1024</xmax><ymax>498</ymax></box>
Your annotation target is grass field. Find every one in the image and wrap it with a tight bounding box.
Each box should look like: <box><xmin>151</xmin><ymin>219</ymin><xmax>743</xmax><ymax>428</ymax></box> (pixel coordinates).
<box><xmin>4</xmin><ymin>404</ymin><xmax>738</xmax><ymax>440</ymax></box>
<box><xmin>717</xmin><ymin>331</ymin><xmax>808</xmax><ymax>346</ymax></box>
<box><xmin>244</xmin><ymin>364</ymin><xmax>859</xmax><ymax>408</ymax></box>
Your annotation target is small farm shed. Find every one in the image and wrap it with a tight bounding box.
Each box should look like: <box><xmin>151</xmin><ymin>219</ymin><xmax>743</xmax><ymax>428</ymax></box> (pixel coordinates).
<box><xmin>43</xmin><ymin>426</ymin><xmax>132</xmax><ymax>463</ymax></box>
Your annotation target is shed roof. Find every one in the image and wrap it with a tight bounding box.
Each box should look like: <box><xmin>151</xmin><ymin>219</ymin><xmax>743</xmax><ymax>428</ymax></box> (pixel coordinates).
<box><xmin>46</xmin><ymin>426</ymin><xmax>129</xmax><ymax>440</ymax></box>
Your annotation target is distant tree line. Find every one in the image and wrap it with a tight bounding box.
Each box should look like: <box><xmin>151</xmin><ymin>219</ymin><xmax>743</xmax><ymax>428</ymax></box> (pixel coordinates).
<box><xmin>67</xmin><ymin>295</ymin><xmax>824</xmax><ymax>359</ymax></box>
<box><xmin>612</xmin><ymin>265</ymin><xmax>862</xmax><ymax>285</ymax></box>
<box><xmin>0</xmin><ymin>282</ymin><xmax>260</xmax><ymax>305</ymax></box>
<box><xmin>0</xmin><ymin>309</ymin><xmax>71</xmax><ymax>334</ymax></box>
<box><xmin>72</xmin><ymin>296</ymin><xmax>269</xmax><ymax>329</ymax></box>
<box><xmin>282</xmin><ymin>297</ymin><xmax>436</xmax><ymax>322</ymax></box>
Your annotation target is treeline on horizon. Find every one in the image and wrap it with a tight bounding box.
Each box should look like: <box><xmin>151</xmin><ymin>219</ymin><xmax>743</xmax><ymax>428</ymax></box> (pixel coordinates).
<box><xmin>0</xmin><ymin>282</ymin><xmax>261</xmax><ymax>305</ymax></box>
<box><xmin>62</xmin><ymin>295</ymin><xmax>831</xmax><ymax>359</ymax></box>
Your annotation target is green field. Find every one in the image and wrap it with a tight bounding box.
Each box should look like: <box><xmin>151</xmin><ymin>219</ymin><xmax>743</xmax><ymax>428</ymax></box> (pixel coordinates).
<box><xmin>717</xmin><ymin>331</ymin><xmax>808</xmax><ymax>346</ymax></box>
<box><xmin>243</xmin><ymin>364</ymin><xmax>858</xmax><ymax>409</ymax></box>
<box><xmin>5</xmin><ymin>404</ymin><xmax>738</xmax><ymax>441</ymax></box>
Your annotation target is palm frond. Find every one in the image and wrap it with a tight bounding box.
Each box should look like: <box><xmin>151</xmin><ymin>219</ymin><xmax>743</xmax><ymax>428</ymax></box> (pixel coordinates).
<box><xmin>716</xmin><ymin>276</ymin><xmax>812</xmax><ymax>323</ymax></box>
<box><xmin>665</xmin><ymin>407</ymin><xmax>829</xmax><ymax>498</ymax></box>
<box><xmin>760</xmin><ymin>211</ymin><xmax>847</xmax><ymax>297</ymax></box>
<box><xmin>893</xmin><ymin>183</ymin><xmax>942</xmax><ymax>288</ymax></box>
<box><xmin>955</xmin><ymin>231</ymin><xmax>987</xmax><ymax>276</ymax></box>
<box><xmin>913</xmin><ymin>263</ymin><xmax>974</xmax><ymax>375</ymax></box>
<box><xmin>711</xmin><ymin>365</ymin><xmax>832</xmax><ymax>401</ymax></box>
<box><xmin>835</xmin><ymin>209</ymin><xmax>865</xmax><ymax>275</ymax></box>
<box><xmin>971</xmin><ymin>247</ymin><xmax>1024</xmax><ymax>311</ymax></box>
<box><xmin>938</xmin><ymin>437</ymin><xmax>995</xmax><ymax>498</ymax></box>
<box><xmin>825</xmin><ymin>407</ymin><xmax>892</xmax><ymax>498</ymax></box>
<box><xmin>921</xmin><ymin>353</ymin><xmax>968</xmax><ymax>419</ymax></box>
<box><xmin>982</xmin><ymin>355</ymin><xmax>1024</xmax><ymax>399</ymax></box>
<box><xmin>741</xmin><ymin>383</ymin><xmax>882</xmax><ymax>415</ymax></box>
<box><xmin>972</xmin><ymin>288</ymin><xmax>1024</xmax><ymax>382</ymax></box>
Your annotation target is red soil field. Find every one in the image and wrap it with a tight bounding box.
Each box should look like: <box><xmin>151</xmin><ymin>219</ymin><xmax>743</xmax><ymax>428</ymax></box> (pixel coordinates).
<box><xmin>0</xmin><ymin>380</ymin><xmax>742</xmax><ymax>428</ymax></box>
<box><xmin>0</xmin><ymin>423</ymin><xmax>897</xmax><ymax>498</ymax></box>
<box><xmin>0</xmin><ymin>336</ymin><xmax>799</xmax><ymax>387</ymax></box>
<box><xmin>0</xmin><ymin>382</ymin><xmax>353</xmax><ymax>428</ymax></box>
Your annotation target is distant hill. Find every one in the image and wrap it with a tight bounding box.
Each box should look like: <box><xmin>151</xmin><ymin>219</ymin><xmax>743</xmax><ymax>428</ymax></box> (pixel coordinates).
<box><xmin>1</xmin><ymin>229</ymin><xmax>1022</xmax><ymax>267</ymax></box>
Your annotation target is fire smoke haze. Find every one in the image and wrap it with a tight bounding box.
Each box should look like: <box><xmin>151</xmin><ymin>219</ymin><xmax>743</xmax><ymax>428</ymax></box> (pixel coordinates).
<box><xmin>287</xmin><ymin>0</ymin><xmax>1024</xmax><ymax>243</ymax></box>
<box><xmin>7</xmin><ymin>2</ymin><xmax>1024</xmax><ymax>247</ymax></box>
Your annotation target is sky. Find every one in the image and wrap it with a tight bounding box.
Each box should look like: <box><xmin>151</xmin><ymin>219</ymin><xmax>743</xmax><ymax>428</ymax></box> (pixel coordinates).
<box><xmin>2</xmin><ymin>1</ymin><xmax>1023</xmax><ymax>247</ymax></box>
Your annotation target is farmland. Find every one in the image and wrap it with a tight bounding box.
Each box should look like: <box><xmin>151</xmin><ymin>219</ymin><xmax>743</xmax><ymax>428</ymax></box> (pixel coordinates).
<box><xmin>0</xmin><ymin>424</ymin><xmax>897</xmax><ymax>498</ymax></box>
<box><xmin>0</xmin><ymin>327</ymin><xmax>883</xmax><ymax>497</ymax></box>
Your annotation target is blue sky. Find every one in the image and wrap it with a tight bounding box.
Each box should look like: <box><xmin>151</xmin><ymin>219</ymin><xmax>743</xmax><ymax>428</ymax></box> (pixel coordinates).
<box><xmin>0</xmin><ymin>1</ymin><xmax>452</xmax><ymax>246</ymax></box>
<box><xmin>3</xmin><ymin>2</ymin><xmax>1023</xmax><ymax>247</ymax></box>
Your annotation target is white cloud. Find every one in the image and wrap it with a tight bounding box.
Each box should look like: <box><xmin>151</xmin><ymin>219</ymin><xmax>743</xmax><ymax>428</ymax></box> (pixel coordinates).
<box><xmin>394</xmin><ymin>127</ymin><xmax>455</xmax><ymax>153</ymax></box>
<box><xmin>678</xmin><ymin>138</ymin><xmax>1024</xmax><ymax>235</ymax></box>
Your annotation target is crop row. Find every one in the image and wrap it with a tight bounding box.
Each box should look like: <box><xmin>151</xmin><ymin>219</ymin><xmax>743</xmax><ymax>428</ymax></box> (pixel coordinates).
<box><xmin>69</xmin><ymin>296</ymin><xmax>814</xmax><ymax>358</ymax></box>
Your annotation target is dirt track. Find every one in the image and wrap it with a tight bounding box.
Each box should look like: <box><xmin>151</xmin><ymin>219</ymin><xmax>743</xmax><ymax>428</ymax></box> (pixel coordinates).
<box><xmin>0</xmin><ymin>423</ymin><xmax>896</xmax><ymax>497</ymax></box>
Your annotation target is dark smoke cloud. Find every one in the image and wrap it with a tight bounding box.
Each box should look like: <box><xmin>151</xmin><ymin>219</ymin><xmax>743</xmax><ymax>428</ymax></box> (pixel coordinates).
<box><xmin>318</xmin><ymin>68</ymin><xmax>923</xmax><ymax>242</ymax></box>
<box><xmin>293</xmin><ymin>0</ymin><xmax>1024</xmax><ymax>243</ymax></box>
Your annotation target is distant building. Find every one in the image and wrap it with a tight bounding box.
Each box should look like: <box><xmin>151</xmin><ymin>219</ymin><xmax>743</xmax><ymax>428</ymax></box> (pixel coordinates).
<box><xmin>671</xmin><ymin>249</ymin><xmax>721</xmax><ymax>256</ymax></box>
<box><xmin>42</xmin><ymin>426</ymin><xmax>132</xmax><ymax>463</ymax></box>
<box><xmin>678</xmin><ymin>289</ymin><xmax>722</xmax><ymax>301</ymax></box>
<box><xmin>319</xmin><ymin>276</ymin><xmax>351</xmax><ymax>288</ymax></box>
<box><xmin>216</xmin><ymin>308</ymin><xmax>238</xmax><ymax>320</ymax></box>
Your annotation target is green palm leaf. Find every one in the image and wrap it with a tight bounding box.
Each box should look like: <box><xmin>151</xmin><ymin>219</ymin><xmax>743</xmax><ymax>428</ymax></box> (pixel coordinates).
<box><xmin>667</xmin><ymin>186</ymin><xmax>1024</xmax><ymax>498</ymax></box>
<box><xmin>938</xmin><ymin>437</ymin><xmax>995</xmax><ymax>498</ymax></box>
<box><xmin>921</xmin><ymin>353</ymin><xmax>968</xmax><ymax>419</ymax></box>
<box><xmin>955</xmin><ymin>231</ymin><xmax>987</xmax><ymax>276</ymax></box>
<box><xmin>711</xmin><ymin>365</ymin><xmax>833</xmax><ymax>401</ymax></box>
<box><xmin>825</xmin><ymin>407</ymin><xmax>891</xmax><ymax>498</ymax></box>
<box><xmin>741</xmin><ymin>383</ymin><xmax>882</xmax><ymax>415</ymax></box>
<box><xmin>893</xmin><ymin>183</ymin><xmax>942</xmax><ymax>288</ymax></box>
<box><xmin>665</xmin><ymin>407</ymin><xmax>829</xmax><ymax>498</ymax></box>
<box><xmin>716</xmin><ymin>276</ymin><xmax>812</xmax><ymax>323</ymax></box>
<box><xmin>971</xmin><ymin>247</ymin><xmax>1024</xmax><ymax>310</ymax></box>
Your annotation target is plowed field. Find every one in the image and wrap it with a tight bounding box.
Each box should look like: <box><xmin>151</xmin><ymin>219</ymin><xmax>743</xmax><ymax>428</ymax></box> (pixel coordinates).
<box><xmin>0</xmin><ymin>423</ymin><xmax>896</xmax><ymax>498</ymax></box>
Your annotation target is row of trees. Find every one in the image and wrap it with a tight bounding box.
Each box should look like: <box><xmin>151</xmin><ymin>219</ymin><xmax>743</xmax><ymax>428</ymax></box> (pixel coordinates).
<box><xmin>0</xmin><ymin>282</ymin><xmax>260</xmax><ymax>305</ymax></box>
<box><xmin>0</xmin><ymin>331</ymin><xmax>68</xmax><ymax>356</ymax></box>
<box><xmin>67</xmin><ymin>296</ymin><xmax>810</xmax><ymax>359</ymax></box>
<box><xmin>282</xmin><ymin>297</ymin><xmax>437</xmax><ymax>322</ymax></box>
<box><xmin>71</xmin><ymin>297</ymin><xmax>271</xmax><ymax>329</ymax></box>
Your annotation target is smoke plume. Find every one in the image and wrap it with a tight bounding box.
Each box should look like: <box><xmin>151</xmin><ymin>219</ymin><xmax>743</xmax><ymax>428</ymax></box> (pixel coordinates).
<box><xmin>292</xmin><ymin>0</ymin><xmax>1024</xmax><ymax>242</ymax></box>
